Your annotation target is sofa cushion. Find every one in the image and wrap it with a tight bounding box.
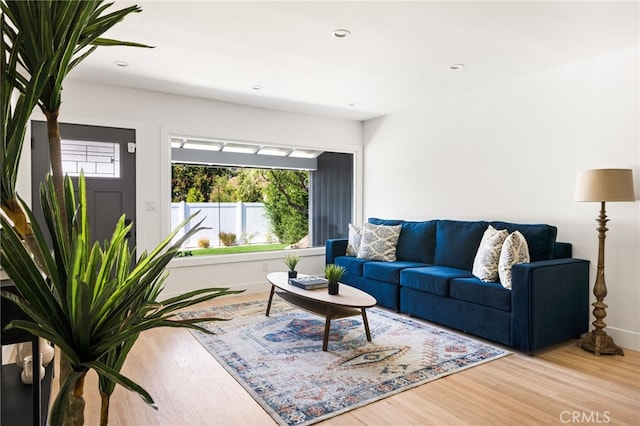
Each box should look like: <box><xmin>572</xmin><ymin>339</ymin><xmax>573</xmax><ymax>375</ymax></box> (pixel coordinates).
<box><xmin>449</xmin><ymin>277</ymin><xmax>512</xmax><ymax>311</ymax></box>
<box><xmin>369</xmin><ymin>218</ymin><xmax>437</xmax><ymax>264</ymax></box>
<box><xmin>363</xmin><ymin>260</ymin><xmax>430</xmax><ymax>284</ymax></box>
<box><xmin>498</xmin><ymin>231</ymin><xmax>530</xmax><ymax>289</ymax></box>
<box><xmin>368</xmin><ymin>218</ymin><xmax>403</xmax><ymax>226</ymax></box>
<box><xmin>398</xmin><ymin>220</ymin><xmax>437</xmax><ymax>263</ymax></box>
<box><xmin>553</xmin><ymin>242</ymin><xmax>572</xmax><ymax>259</ymax></box>
<box><xmin>346</xmin><ymin>223</ymin><xmax>362</xmax><ymax>256</ymax></box>
<box><xmin>472</xmin><ymin>225</ymin><xmax>509</xmax><ymax>282</ymax></box>
<box><xmin>490</xmin><ymin>221</ymin><xmax>557</xmax><ymax>262</ymax></box>
<box><xmin>357</xmin><ymin>223</ymin><xmax>401</xmax><ymax>261</ymax></box>
<box><xmin>434</xmin><ymin>220</ymin><xmax>487</xmax><ymax>270</ymax></box>
<box><xmin>335</xmin><ymin>256</ymin><xmax>368</xmax><ymax>276</ymax></box>
<box><xmin>400</xmin><ymin>266</ymin><xmax>473</xmax><ymax>296</ymax></box>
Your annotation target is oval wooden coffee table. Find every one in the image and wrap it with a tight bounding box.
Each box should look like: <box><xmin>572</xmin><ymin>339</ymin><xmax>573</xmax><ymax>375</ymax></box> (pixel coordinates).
<box><xmin>265</xmin><ymin>272</ymin><xmax>377</xmax><ymax>351</ymax></box>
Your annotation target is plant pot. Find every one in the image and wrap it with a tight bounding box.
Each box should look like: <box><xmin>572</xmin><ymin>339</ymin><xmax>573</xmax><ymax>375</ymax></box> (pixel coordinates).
<box><xmin>328</xmin><ymin>281</ymin><xmax>339</xmax><ymax>295</ymax></box>
<box><xmin>288</xmin><ymin>271</ymin><xmax>298</xmax><ymax>279</ymax></box>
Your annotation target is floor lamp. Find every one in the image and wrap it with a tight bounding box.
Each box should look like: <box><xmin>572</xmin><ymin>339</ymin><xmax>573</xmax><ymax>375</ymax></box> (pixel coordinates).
<box><xmin>574</xmin><ymin>168</ymin><xmax>636</xmax><ymax>356</ymax></box>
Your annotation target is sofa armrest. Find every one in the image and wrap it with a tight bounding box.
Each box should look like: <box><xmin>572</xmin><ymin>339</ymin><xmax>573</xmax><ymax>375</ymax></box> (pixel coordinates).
<box><xmin>510</xmin><ymin>258</ymin><xmax>590</xmax><ymax>353</ymax></box>
<box><xmin>326</xmin><ymin>238</ymin><xmax>348</xmax><ymax>265</ymax></box>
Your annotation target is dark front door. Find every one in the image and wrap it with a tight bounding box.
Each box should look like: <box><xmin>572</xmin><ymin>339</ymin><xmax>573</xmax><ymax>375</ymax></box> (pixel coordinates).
<box><xmin>31</xmin><ymin>121</ymin><xmax>136</xmax><ymax>253</ymax></box>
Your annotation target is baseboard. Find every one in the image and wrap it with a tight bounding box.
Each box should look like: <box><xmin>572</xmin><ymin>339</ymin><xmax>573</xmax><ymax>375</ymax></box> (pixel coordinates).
<box><xmin>606</xmin><ymin>326</ymin><xmax>640</xmax><ymax>352</ymax></box>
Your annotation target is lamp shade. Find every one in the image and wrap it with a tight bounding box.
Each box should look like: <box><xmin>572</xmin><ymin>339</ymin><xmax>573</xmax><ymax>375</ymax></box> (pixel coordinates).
<box><xmin>574</xmin><ymin>169</ymin><xmax>636</xmax><ymax>202</ymax></box>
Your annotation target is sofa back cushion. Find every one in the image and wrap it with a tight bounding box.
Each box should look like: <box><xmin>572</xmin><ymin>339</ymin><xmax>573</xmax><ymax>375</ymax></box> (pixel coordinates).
<box><xmin>434</xmin><ymin>220</ymin><xmax>487</xmax><ymax>270</ymax></box>
<box><xmin>366</xmin><ymin>218</ymin><xmax>558</xmax><ymax>267</ymax></box>
<box><xmin>490</xmin><ymin>221</ymin><xmax>557</xmax><ymax>262</ymax></box>
<box><xmin>368</xmin><ymin>218</ymin><xmax>437</xmax><ymax>264</ymax></box>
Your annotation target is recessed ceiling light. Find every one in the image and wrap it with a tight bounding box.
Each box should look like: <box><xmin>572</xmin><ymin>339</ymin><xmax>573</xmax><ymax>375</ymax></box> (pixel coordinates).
<box><xmin>332</xmin><ymin>29</ymin><xmax>351</xmax><ymax>38</ymax></box>
<box><xmin>449</xmin><ymin>63</ymin><xmax>465</xmax><ymax>70</ymax></box>
<box><xmin>113</xmin><ymin>60</ymin><xmax>129</xmax><ymax>67</ymax></box>
<box><xmin>252</xmin><ymin>85</ymin><xmax>263</xmax><ymax>91</ymax></box>
<box><xmin>348</xmin><ymin>103</ymin><xmax>358</xmax><ymax>107</ymax></box>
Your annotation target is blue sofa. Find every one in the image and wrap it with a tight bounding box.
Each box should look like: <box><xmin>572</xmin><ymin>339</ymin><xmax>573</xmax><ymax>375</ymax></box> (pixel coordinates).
<box><xmin>325</xmin><ymin>218</ymin><xmax>590</xmax><ymax>354</ymax></box>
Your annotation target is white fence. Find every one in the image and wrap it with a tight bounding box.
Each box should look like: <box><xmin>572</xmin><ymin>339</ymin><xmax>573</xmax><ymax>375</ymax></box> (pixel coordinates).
<box><xmin>171</xmin><ymin>201</ymin><xmax>274</xmax><ymax>248</ymax></box>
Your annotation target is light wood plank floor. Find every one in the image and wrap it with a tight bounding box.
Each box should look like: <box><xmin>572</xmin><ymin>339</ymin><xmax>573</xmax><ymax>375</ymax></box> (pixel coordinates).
<box><xmin>47</xmin><ymin>292</ymin><xmax>639</xmax><ymax>425</ymax></box>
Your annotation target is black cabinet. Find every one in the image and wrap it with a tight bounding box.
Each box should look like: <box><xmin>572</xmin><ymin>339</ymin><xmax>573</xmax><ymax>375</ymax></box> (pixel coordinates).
<box><xmin>1</xmin><ymin>279</ymin><xmax>53</xmax><ymax>426</ymax></box>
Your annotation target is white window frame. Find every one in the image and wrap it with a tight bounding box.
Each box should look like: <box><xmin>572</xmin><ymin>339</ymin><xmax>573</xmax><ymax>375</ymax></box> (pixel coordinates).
<box><xmin>160</xmin><ymin>128</ymin><xmax>363</xmax><ymax>265</ymax></box>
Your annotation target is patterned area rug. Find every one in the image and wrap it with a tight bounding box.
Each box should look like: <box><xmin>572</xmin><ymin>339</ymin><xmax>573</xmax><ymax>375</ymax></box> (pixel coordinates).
<box><xmin>180</xmin><ymin>299</ymin><xmax>511</xmax><ymax>426</ymax></box>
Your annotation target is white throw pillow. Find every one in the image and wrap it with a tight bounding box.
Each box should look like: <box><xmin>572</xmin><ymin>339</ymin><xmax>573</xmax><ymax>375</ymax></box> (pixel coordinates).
<box><xmin>357</xmin><ymin>223</ymin><xmax>401</xmax><ymax>262</ymax></box>
<box><xmin>346</xmin><ymin>223</ymin><xmax>362</xmax><ymax>257</ymax></box>
<box><xmin>498</xmin><ymin>231</ymin><xmax>530</xmax><ymax>289</ymax></box>
<box><xmin>472</xmin><ymin>225</ymin><xmax>508</xmax><ymax>282</ymax></box>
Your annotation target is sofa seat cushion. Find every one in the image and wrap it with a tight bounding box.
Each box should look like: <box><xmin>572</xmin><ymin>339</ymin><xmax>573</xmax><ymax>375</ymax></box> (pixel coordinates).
<box><xmin>363</xmin><ymin>261</ymin><xmax>430</xmax><ymax>284</ymax></box>
<box><xmin>449</xmin><ymin>277</ymin><xmax>512</xmax><ymax>311</ymax></box>
<box><xmin>400</xmin><ymin>266</ymin><xmax>473</xmax><ymax>296</ymax></box>
<box><xmin>369</xmin><ymin>218</ymin><xmax>437</xmax><ymax>264</ymax></box>
<box><xmin>434</xmin><ymin>220</ymin><xmax>487</xmax><ymax>270</ymax></box>
<box><xmin>335</xmin><ymin>256</ymin><xmax>368</xmax><ymax>276</ymax></box>
<box><xmin>490</xmin><ymin>221</ymin><xmax>557</xmax><ymax>262</ymax></box>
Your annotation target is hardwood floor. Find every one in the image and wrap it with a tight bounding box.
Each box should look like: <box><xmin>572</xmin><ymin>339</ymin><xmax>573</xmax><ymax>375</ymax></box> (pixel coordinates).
<box><xmin>49</xmin><ymin>292</ymin><xmax>639</xmax><ymax>425</ymax></box>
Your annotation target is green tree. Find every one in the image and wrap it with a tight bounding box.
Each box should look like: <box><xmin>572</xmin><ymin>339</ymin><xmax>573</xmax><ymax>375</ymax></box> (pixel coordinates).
<box><xmin>209</xmin><ymin>172</ymin><xmax>237</xmax><ymax>202</ymax></box>
<box><xmin>263</xmin><ymin>170</ymin><xmax>309</xmax><ymax>244</ymax></box>
<box><xmin>186</xmin><ymin>187</ymin><xmax>205</xmax><ymax>202</ymax></box>
<box><xmin>171</xmin><ymin>165</ymin><xmax>218</xmax><ymax>202</ymax></box>
<box><xmin>172</xmin><ymin>166</ymin><xmax>268</xmax><ymax>203</ymax></box>
<box><xmin>236</xmin><ymin>169</ymin><xmax>267</xmax><ymax>202</ymax></box>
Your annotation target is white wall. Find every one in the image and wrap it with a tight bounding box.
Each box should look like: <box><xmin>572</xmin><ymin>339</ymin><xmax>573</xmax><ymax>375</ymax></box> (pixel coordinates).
<box><xmin>19</xmin><ymin>80</ymin><xmax>363</xmax><ymax>296</ymax></box>
<box><xmin>15</xmin><ymin>47</ymin><xmax>638</xmax><ymax>351</ymax></box>
<box><xmin>363</xmin><ymin>47</ymin><xmax>640</xmax><ymax>350</ymax></box>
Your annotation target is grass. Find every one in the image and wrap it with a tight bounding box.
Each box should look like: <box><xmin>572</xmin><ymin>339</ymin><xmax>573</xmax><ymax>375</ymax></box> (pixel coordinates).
<box><xmin>177</xmin><ymin>243</ymin><xmax>288</xmax><ymax>256</ymax></box>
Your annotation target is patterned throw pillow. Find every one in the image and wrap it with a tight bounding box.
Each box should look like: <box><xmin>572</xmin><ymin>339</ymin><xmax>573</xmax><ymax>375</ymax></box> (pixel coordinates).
<box><xmin>498</xmin><ymin>231</ymin><xmax>530</xmax><ymax>289</ymax></box>
<box><xmin>472</xmin><ymin>225</ymin><xmax>508</xmax><ymax>282</ymax></box>
<box><xmin>346</xmin><ymin>223</ymin><xmax>362</xmax><ymax>257</ymax></box>
<box><xmin>357</xmin><ymin>223</ymin><xmax>402</xmax><ymax>262</ymax></box>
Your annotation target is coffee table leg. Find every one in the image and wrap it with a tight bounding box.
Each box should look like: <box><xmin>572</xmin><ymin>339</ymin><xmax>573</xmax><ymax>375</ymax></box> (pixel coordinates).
<box><xmin>361</xmin><ymin>308</ymin><xmax>372</xmax><ymax>342</ymax></box>
<box><xmin>265</xmin><ymin>285</ymin><xmax>275</xmax><ymax>316</ymax></box>
<box><xmin>323</xmin><ymin>306</ymin><xmax>333</xmax><ymax>351</ymax></box>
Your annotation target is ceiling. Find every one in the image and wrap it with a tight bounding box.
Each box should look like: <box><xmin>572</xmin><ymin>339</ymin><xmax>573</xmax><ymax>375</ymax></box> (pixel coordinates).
<box><xmin>68</xmin><ymin>1</ymin><xmax>639</xmax><ymax>121</ymax></box>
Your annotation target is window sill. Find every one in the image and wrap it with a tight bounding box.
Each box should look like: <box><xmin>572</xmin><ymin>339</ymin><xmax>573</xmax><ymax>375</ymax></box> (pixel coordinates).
<box><xmin>167</xmin><ymin>246</ymin><xmax>325</xmax><ymax>268</ymax></box>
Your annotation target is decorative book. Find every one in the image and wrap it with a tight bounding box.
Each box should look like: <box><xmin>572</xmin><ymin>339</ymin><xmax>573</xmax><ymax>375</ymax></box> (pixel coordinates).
<box><xmin>289</xmin><ymin>276</ymin><xmax>329</xmax><ymax>290</ymax></box>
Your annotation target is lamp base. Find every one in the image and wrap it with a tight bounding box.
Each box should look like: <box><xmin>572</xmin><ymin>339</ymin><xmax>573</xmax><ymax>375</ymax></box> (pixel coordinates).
<box><xmin>579</xmin><ymin>331</ymin><xmax>624</xmax><ymax>356</ymax></box>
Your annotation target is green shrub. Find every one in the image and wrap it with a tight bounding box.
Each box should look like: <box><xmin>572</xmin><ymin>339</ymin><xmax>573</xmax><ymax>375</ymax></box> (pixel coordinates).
<box><xmin>218</xmin><ymin>232</ymin><xmax>237</xmax><ymax>246</ymax></box>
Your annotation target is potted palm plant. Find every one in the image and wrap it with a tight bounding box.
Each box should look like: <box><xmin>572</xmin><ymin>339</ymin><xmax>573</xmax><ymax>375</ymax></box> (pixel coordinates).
<box><xmin>325</xmin><ymin>264</ymin><xmax>346</xmax><ymax>295</ymax></box>
<box><xmin>284</xmin><ymin>253</ymin><xmax>300</xmax><ymax>278</ymax></box>
<box><xmin>1</xmin><ymin>2</ymin><xmax>243</xmax><ymax>425</ymax></box>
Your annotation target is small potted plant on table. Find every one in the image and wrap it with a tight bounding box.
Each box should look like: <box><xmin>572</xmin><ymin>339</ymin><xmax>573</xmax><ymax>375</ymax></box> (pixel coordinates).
<box><xmin>284</xmin><ymin>254</ymin><xmax>300</xmax><ymax>279</ymax></box>
<box><xmin>325</xmin><ymin>264</ymin><xmax>346</xmax><ymax>295</ymax></box>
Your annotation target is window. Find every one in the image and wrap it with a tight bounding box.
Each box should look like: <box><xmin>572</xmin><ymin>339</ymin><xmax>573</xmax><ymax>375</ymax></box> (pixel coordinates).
<box><xmin>61</xmin><ymin>139</ymin><xmax>120</xmax><ymax>178</ymax></box>
<box><xmin>170</xmin><ymin>137</ymin><xmax>353</xmax><ymax>255</ymax></box>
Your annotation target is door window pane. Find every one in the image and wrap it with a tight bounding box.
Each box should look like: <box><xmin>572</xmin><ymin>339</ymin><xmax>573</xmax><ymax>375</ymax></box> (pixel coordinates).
<box><xmin>61</xmin><ymin>139</ymin><xmax>120</xmax><ymax>178</ymax></box>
